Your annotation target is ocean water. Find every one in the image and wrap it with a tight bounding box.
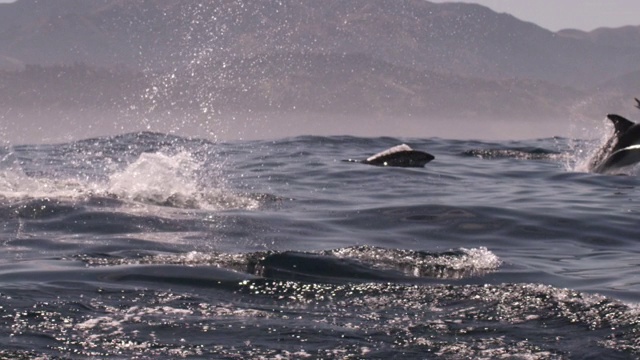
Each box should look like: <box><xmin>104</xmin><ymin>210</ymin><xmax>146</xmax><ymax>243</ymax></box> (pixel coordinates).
<box><xmin>0</xmin><ymin>131</ymin><xmax>639</xmax><ymax>359</ymax></box>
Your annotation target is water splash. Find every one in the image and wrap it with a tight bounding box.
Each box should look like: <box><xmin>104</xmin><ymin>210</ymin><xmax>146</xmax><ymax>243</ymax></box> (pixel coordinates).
<box><xmin>108</xmin><ymin>152</ymin><xmax>201</xmax><ymax>208</ymax></box>
<box><xmin>570</xmin><ymin>118</ymin><xmax>613</xmax><ymax>173</ymax></box>
<box><xmin>128</xmin><ymin>3</ymin><xmax>236</xmax><ymax>142</ymax></box>
<box><xmin>107</xmin><ymin>151</ymin><xmax>261</xmax><ymax>210</ymax></box>
<box><xmin>568</xmin><ymin>118</ymin><xmax>640</xmax><ymax>175</ymax></box>
<box><xmin>0</xmin><ymin>140</ymin><xmax>261</xmax><ymax>211</ymax></box>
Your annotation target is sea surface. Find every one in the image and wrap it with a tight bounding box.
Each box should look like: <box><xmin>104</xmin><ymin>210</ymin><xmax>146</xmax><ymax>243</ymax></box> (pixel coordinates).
<box><xmin>1</xmin><ymin>131</ymin><xmax>639</xmax><ymax>359</ymax></box>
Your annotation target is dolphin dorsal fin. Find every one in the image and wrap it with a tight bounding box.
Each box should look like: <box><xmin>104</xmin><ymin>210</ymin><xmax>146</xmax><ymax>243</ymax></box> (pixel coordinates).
<box><xmin>606</xmin><ymin>114</ymin><xmax>635</xmax><ymax>134</ymax></box>
<box><xmin>635</xmin><ymin>98</ymin><xmax>640</xmax><ymax>110</ymax></box>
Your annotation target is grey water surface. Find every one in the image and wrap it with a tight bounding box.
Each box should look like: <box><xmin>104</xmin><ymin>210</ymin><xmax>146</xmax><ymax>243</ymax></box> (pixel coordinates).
<box><xmin>0</xmin><ymin>132</ymin><xmax>639</xmax><ymax>359</ymax></box>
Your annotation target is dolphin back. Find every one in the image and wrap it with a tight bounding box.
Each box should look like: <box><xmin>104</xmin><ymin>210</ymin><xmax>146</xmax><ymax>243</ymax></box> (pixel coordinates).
<box><xmin>588</xmin><ymin>99</ymin><xmax>640</xmax><ymax>174</ymax></box>
<box><xmin>592</xmin><ymin>145</ymin><xmax>640</xmax><ymax>174</ymax></box>
<box><xmin>364</xmin><ymin>144</ymin><xmax>434</xmax><ymax>167</ymax></box>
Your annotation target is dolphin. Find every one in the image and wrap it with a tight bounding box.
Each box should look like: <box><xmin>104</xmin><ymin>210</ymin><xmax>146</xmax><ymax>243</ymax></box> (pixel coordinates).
<box><xmin>588</xmin><ymin>98</ymin><xmax>640</xmax><ymax>174</ymax></box>
<box><xmin>343</xmin><ymin>144</ymin><xmax>434</xmax><ymax>167</ymax></box>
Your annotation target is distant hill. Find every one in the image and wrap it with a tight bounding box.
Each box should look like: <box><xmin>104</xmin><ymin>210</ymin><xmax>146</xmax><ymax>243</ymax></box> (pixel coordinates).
<box><xmin>0</xmin><ymin>0</ymin><xmax>638</xmax><ymax>121</ymax></box>
<box><xmin>1</xmin><ymin>0</ymin><xmax>639</xmax><ymax>88</ymax></box>
<box><xmin>558</xmin><ymin>26</ymin><xmax>640</xmax><ymax>49</ymax></box>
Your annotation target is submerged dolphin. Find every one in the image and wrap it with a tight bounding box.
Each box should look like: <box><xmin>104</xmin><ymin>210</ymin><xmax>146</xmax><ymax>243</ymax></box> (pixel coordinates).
<box><xmin>589</xmin><ymin>98</ymin><xmax>640</xmax><ymax>174</ymax></box>
<box><xmin>343</xmin><ymin>144</ymin><xmax>434</xmax><ymax>167</ymax></box>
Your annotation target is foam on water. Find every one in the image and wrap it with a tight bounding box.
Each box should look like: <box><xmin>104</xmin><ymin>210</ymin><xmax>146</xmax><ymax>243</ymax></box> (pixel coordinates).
<box><xmin>0</xmin><ymin>165</ymin><xmax>98</xmax><ymax>201</ymax></box>
<box><xmin>325</xmin><ymin>245</ymin><xmax>501</xmax><ymax>278</ymax></box>
<box><xmin>462</xmin><ymin>148</ymin><xmax>566</xmax><ymax>161</ymax></box>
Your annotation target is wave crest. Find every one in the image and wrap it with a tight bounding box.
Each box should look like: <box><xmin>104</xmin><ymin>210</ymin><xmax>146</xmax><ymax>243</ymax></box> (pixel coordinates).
<box><xmin>78</xmin><ymin>245</ymin><xmax>501</xmax><ymax>281</ymax></box>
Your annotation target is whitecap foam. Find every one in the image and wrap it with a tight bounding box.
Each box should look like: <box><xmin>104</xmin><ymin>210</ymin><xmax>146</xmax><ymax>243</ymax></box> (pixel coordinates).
<box><xmin>326</xmin><ymin>245</ymin><xmax>501</xmax><ymax>279</ymax></box>
<box><xmin>0</xmin><ymin>167</ymin><xmax>99</xmax><ymax>201</ymax></box>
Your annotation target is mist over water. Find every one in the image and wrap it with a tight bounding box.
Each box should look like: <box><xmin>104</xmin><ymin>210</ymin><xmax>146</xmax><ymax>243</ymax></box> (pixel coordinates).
<box><xmin>2</xmin><ymin>1</ymin><xmax>635</xmax><ymax>145</ymax></box>
<box><xmin>1</xmin><ymin>107</ymin><xmax>579</xmax><ymax>145</ymax></box>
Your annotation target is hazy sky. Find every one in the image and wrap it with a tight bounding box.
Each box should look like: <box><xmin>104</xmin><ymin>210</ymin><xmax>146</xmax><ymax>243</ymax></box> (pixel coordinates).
<box><xmin>429</xmin><ymin>0</ymin><xmax>640</xmax><ymax>31</ymax></box>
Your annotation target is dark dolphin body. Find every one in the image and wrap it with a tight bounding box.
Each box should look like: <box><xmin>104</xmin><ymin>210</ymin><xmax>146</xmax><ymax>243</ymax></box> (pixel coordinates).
<box><xmin>589</xmin><ymin>98</ymin><xmax>640</xmax><ymax>174</ymax></box>
<box><xmin>343</xmin><ymin>144</ymin><xmax>434</xmax><ymax>168</ymax></box>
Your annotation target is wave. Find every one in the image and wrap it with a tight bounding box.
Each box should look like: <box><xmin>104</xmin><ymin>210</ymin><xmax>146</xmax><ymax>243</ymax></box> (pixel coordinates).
<box><xmin>461</xmin><ymin>147</ymin><xmax>566</xmax><ymax>161</ymax></box>
<box><xmin>4</xmin><ymin>271</ymin><xmax>638</xmax><ymax>358</ymax></box>
<box><xmin>4</xmin><ymin>132</ymin><xmax>640</xmax><ymax>358</ymax></box>
<box><xmin>76</xmin><ymin>245</ymin><xmax>501</xmax><ymax>282</ymax></box>
<box><xmin>325</xmin><ymin>245</ymin><xmax>501</xmax><ymax>278</ymax></box>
